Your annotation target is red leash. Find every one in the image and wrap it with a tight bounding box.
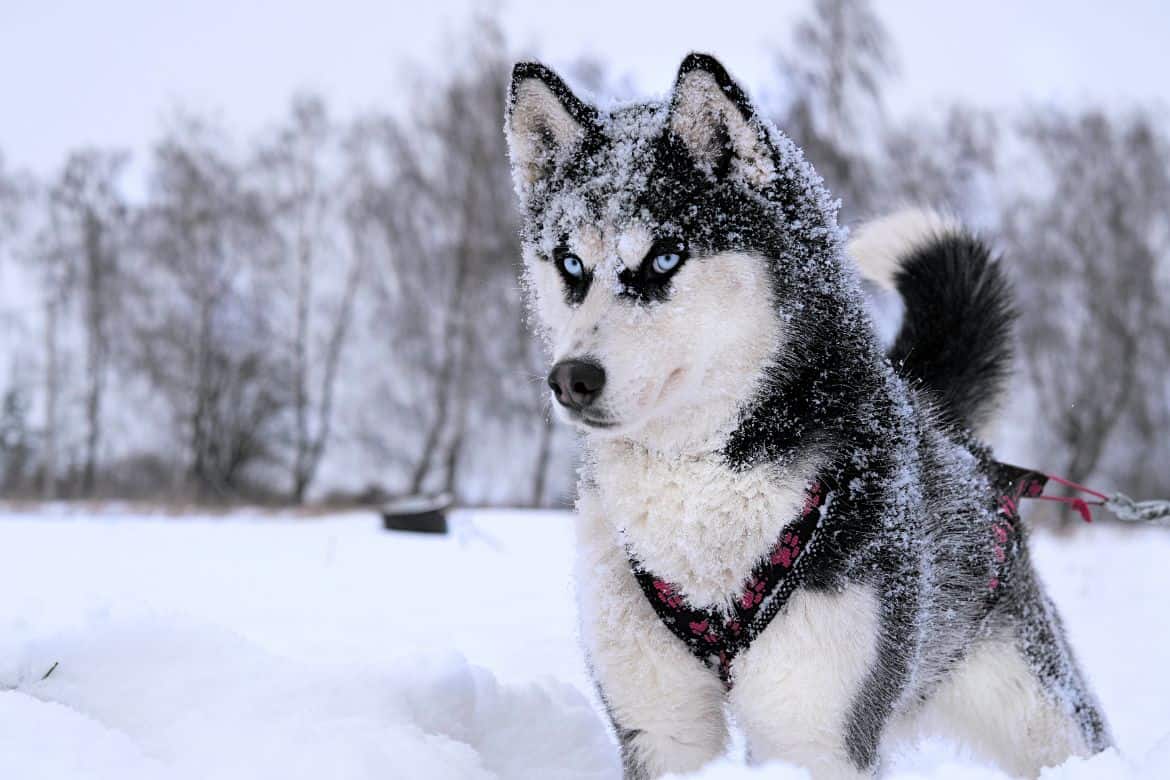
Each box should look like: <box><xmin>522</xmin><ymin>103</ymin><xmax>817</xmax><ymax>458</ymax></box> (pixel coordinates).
<box><xmin>1013</xmin><ymin>467</ymin><xmax>1170</xmax><ymax>526</ymax></box>
<box><xmin>1026</xmin><ymin>473</ymin><xmax>1109</xmax><ymax>523</ymax></box>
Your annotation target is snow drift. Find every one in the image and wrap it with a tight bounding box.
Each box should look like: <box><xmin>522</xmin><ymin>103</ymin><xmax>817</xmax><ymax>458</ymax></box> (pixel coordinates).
<box><xmin>1</xmin><ymin>617</ymin><xmax>615</xmax><ymax>780</ymax></box>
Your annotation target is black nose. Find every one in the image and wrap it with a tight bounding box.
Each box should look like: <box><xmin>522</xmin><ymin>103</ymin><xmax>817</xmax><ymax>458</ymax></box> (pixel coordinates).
<box><xmin>548</xmin><ymin>360</ymin><xmax>606</xmax><ymax>411</ymax></box>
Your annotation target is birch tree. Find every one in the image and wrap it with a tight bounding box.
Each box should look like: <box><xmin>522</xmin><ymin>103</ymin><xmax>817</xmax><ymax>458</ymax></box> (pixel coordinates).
<box><xmin>254</xmin><ymin>95</ymin><xmax>365</xmax><ymax>502</ymax></box>
<box><xmin>44</xmin><ymin>149</ymin><xmax>129</xmax><ymax>494</ymax></box>
<box><xmin>774</xmin><ymin>0</ymin><xmax>897</xmax><ymax>222</ymax></box>
<box><xmin>1006</xmin><ymin>110</ymin><xmax>1170</xmax><ymax>502</ymax></box>
<box><xmin>132</xmin><ymin>116</ymin><xmax>293</xmax><ymax>496</ymax></box>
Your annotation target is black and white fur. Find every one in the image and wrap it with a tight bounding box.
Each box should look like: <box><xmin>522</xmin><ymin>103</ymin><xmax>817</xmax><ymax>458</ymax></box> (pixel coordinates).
<box><xmin>504</xmin><ymin>54</ymin><xmax>1109</xmax><ymax>779</ymax></box>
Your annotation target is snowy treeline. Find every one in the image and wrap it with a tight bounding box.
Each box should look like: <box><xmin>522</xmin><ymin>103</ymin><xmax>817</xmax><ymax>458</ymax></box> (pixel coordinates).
<box><xmin>0</xmin><ymin>1</ymin><xmax>1167</xmax><ymax>507</ymax></box>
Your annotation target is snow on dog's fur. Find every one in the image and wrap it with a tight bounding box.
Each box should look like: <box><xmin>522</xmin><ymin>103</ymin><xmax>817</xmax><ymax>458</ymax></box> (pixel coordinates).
<box><xmin>505</xmin><ymin>54</ymin><xmax>1109</xmax><ymax>779</ymax></box>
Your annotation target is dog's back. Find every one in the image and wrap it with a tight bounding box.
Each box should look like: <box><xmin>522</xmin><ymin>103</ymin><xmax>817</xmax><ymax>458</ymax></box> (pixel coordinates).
<box><xmin>847</xmin><ymin>209</ymin><xmax>1111</xmax><ymax>771</ymax></box>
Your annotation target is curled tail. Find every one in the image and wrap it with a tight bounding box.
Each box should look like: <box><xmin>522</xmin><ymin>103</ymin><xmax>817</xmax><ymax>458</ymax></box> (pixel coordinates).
<box><xmin>848</xmin><ymin>208</ymin><xmax>1015</xmax><ymax>431</ymax></box>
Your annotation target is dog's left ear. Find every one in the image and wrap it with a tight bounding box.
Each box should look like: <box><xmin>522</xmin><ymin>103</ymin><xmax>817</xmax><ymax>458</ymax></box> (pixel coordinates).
<box><xmin>505</xmin><ymin>61</ymin><xmax>598</xmax><ymax>197</ymax></box>
<box><xmin>668</xmin><ymin>54</ymin><xmax>776</xmax><ymax>187</ymax></box>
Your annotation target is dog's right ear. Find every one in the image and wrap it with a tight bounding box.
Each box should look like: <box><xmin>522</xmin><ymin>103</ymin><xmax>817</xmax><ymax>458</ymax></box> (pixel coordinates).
<box><xmin>505</xmin><ymin>62</ymin><xmax>597</xmax><ymax>196</ymax></box>
<box><xmin>668</xmin><ymin>53</ymin><xmax>776</xmax><ymax>187</ymax></box>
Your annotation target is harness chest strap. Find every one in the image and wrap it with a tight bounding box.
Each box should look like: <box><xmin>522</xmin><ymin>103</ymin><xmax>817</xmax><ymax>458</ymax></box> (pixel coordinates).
<box><xmin>627</xmin><ymin>479</ymin><xmax>830</xmax><ymax>688</ymax></box>
<box><xmin>627</xmin><ymin>463</ymin><xmax>1041</xmax><ymax>689</ymax></box>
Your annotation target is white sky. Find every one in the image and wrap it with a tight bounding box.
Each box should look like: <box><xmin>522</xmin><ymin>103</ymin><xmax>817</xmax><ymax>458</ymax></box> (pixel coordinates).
<box><xmin>2</xmin><ymin>0</ymin><xmax>1168</xmax><ymax>185</ymax></box>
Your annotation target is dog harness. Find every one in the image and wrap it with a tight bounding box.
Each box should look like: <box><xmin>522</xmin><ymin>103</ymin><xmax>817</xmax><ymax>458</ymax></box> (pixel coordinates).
<box><xmin>627</xmin><ymin>461</ymin><xmax>1049</xmax><ymax>689</ymax></box>
<box><xmin>629</xmin><ymin>477</ymin><xmax>833</xmax><ymax>688</ymax></box>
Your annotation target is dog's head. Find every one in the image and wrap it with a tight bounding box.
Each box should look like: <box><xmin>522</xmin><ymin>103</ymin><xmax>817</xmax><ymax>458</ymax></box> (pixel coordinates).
<box><xmin>505</xmin><ymin>54</ymin><xmax>843</xmax><ymax>451</ymax></box>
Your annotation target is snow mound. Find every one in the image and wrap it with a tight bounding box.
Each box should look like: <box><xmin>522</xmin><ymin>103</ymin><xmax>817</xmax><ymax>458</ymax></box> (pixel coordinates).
<box><xmin>0</xmin><ymin>616</ymin><xmax>617</xmax><ymax>780</ymax></box>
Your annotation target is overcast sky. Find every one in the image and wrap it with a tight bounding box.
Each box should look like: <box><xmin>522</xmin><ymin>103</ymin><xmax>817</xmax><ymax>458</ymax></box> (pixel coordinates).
<box><xmin>2</xmin><ymin>0</ymin><xmax>1168</xmax><ymax>185</ymax></box>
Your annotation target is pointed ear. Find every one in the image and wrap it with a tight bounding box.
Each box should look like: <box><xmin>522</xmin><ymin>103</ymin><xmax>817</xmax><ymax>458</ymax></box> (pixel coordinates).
<box><xmin>505</xmin><ymin>62</ymin><xmax>597</xmax><ymax>195</ymax></box>
<box><xmin>668</xmin><ymin>53</ymin><xmax>776</xmax><ymax>187</ymax></box>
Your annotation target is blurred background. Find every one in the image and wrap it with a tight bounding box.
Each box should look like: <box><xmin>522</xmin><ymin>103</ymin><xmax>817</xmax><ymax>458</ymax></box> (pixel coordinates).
<box><xmin>0</xmin><ymin>0</ymin><xmax>1167</xmax><ymax>510</ymax></box>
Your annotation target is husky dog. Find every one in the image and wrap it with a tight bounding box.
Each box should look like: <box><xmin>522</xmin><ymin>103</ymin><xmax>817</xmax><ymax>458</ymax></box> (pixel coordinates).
<box><xmin>504</xmin><ymin>53</ymin><xmax>1109</xmax><ymax>779</ymax></box>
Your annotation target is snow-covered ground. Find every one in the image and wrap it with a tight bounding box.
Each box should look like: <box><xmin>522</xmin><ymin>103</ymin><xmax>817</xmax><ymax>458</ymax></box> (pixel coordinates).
<box><xmin>1</xmin><ymin>506</ymin><xmax>1168</xmax><ymax>778</ymax></box>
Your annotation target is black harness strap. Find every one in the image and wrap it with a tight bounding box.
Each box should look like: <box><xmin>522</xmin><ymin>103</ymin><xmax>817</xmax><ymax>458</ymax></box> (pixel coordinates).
<box><xmin>989</xmin><ymin>462</ymin><xmax>1048</xmax><ymax>597</ymax></box>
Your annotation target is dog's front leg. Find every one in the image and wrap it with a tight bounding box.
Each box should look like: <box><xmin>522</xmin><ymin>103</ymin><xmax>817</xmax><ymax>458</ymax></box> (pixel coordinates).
<box><xmin>576</xmin><ymin>493</ymin><xmax>728</xmax><ymax>779</ymax></box>
<box><xmin>729</xmin><ymin>584</ymin><xmax>886</xmax><ymax>779</ymax></box>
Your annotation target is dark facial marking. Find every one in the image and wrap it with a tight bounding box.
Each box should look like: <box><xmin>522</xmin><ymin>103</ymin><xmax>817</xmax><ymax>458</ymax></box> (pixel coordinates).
<box><xmin>616</xmin><ymin>237</ymin><xmax>690</xmax><ymax>303</ymax></box>
<box><xmin>552</xmin><ymin>244</ymin><xmax>593</xmax><ymax>304</ymax></box>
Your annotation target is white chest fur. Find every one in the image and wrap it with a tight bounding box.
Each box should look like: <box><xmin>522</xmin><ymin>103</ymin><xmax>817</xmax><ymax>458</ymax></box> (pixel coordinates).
<box><xmin>589</xmin><ymin>440</ymin><xmax>815</xmax><ymax>611</ymax></box>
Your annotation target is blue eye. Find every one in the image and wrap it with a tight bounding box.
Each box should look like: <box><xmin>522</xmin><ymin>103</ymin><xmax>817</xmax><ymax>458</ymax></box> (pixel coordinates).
<box><xmin>652</xmin><ymin>253</ymin><xmax>681</xmax><ymax>274</ymax></box>
<box><xmin>560</xmin><ymin>254</ymin><xmax>584</xmax><ymax>279</ymax></box>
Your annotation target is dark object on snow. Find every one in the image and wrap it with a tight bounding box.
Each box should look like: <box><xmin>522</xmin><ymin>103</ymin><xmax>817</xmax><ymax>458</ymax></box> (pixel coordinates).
<box><xmin>380</xmin><ymin>494</ymin><xmax>452</xmax><ymax>534</ymax></box>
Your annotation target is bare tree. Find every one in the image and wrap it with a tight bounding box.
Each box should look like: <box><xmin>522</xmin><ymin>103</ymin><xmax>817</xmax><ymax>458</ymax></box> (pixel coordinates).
<box><xmin>343</xmin><ymin>113</ymin><xmax>444</xmax><ymax>490</ymax></box>
<box><xmin>348</xmin><ymin>19</ymin><xmax>532</xmax><ymax>502</ymax></box>
<box><xmin>131</xmin><ymin>115</ymin><xmax>293</xmax><ymax>497</ymax></box>
<box><xmin>253</xmin><ymin>95</ymin><xmax>365</xmax><ymax>502</ymax></box>
<box><xmin>773</xmin><ymin>0</ymin><xmax>898</xmax><ymax>222</ymax></box>
<box><xmin>0</xmin><ymin>157</ymin><xmax>36</xmax><ymax>493</ymax></box>
<box><xmin>0</xmin><ymin>378</ymin><xmax>34</xmax><ymax>493</ymax></box>
<box><xmin>879</xmin><ymin>105</ymin><xmax>1000</xmax><ymax>221</ymax></box>
<box><xmin>0</xmin><ymin>153</ymin><xmax>22</xmax><ymax>244</ymax></box>
<box><xmin>27</xmin><ymin>224</ymin><xmax>71</xmax><ymax>498</ymax></box>
<box><xmin>42</xmin><ymin>150</ymin><xmax>129</xmax><ymax>495</ymax></box>
<box><xmin>1006</xmin><ymin>110</ymin><xmax>1170</xmax><ymax>504</ymax></box>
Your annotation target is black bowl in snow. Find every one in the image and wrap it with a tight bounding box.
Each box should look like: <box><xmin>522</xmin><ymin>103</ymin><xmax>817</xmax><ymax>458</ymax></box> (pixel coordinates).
<box><xmin>380</xmin><ymin>494</ymin><xmax>452</xmax><ymax>534</ymax></box>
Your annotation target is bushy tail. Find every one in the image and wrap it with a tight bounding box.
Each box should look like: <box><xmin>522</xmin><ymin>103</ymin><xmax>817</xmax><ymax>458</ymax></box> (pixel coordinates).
<box><xmin>848</xmin><ymin>208</ymin><xmax>1015</xmax><ymax>431</ymax></box>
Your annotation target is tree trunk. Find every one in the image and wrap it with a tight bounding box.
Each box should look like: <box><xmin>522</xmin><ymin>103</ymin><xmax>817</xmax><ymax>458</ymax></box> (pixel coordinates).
<box><xmin>191</xmin><ymin>295</ymin><xmax>215</xmax><ymax>495</ymax></box>
<box><xmin>291</xmin><ymin>222</ymin><xmax>312</xmax><ymax>503</ymax></box>
<box><xmin>441</xmin><ymin>415</ymin><xmax>465</xmax><ymax>498</ymax></box>
<box><xmin>42</xmin><ymin>295</ymin><xmax>59</xmax><ymax>500</ymax></box>
<box><xmin>82</xmin><ymin>209</ymin><xmax>104</xmax><ymax>495</ymax></box>
<box><xmin>408</xmin><ymin>244</ymin><xmax>472</xmax><ymax>495</ymax></box>
<box><xmin>293</xmin><ymin>245</ymin><xmax>363</xmax><ymax>503</ymax></box>
<box><xmin>439</xmin><ymin>340</ymin><xmax>472</xmax><ymax>500</ymax></box>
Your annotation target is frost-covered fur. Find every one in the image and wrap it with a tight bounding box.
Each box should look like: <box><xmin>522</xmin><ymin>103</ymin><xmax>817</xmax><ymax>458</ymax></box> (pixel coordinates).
<box><xmin>915</xmin><ymin>637</ymin><xmax>1094</xmax><ymax>776</ymax></box>
<box><xmin>731</xmin><ymin>584</ymin><xmax>881</xmax><ymax>778</ymax></box>
<box><xmin>592</xmin><ymin>440</ymin><xmax>816</xmax><ymax>613</ymax></box>
<box><xmin>505</xmin><ymin>54</ymin><xmax>1109</xmax><ymax>778</ymax></box>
